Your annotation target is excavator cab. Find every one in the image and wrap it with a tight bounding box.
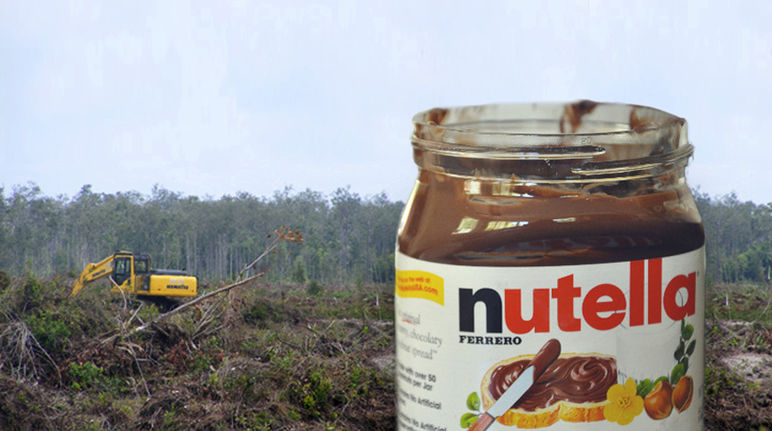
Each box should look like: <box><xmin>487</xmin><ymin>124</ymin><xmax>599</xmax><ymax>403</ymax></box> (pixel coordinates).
<box><xmin>134</xmin><ymin>254</ymin><xmax>151</xmax><ymax>293</ymax></box>
<box><xmin>113</xmin><ymin>256</ymin><xmax>132</xmax><ymax>286</ymax></box>
<box><xmin>134</xmin><ymin>255</ymin><xmax>149</xmax><ymax>274</ymax></box>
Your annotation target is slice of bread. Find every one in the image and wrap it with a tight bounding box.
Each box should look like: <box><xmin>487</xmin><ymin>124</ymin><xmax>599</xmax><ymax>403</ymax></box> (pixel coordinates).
<box><xmin>481</xmin><ymin>352</ymin><xmax>617</xmax><ymax>428</ymax></box>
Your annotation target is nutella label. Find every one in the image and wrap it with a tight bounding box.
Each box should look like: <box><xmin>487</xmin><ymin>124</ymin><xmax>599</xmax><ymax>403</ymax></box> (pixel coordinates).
<box><xmin>394</xmin><ymin>247</ymin><xmax>705</xmax><ymax>430</ymax></box>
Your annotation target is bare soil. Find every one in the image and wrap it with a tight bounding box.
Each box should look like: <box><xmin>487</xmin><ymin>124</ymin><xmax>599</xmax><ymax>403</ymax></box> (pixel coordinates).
<box><xmin>704</xmin><ymin>319</ymin><xmax>772</xmax><ymax>430</ymax></box>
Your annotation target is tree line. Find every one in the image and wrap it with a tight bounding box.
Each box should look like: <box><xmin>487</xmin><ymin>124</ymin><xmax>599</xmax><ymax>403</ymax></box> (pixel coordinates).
<box><xmin>695</xmin><ymin>191</ymin><xmax>772</xmax><ymax>284</ymax></box>
<box><xmin>0</xmin><ymin>183</ymin><xmax>402</xmax><ymax>284</ymax></box>
<box><xmin>0</xmin><ymin>183</ymin><xmax>770</xmax><ymax>285</ymax></box>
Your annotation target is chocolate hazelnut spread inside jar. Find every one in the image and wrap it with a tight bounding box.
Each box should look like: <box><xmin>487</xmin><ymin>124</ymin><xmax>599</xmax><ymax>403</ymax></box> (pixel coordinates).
<box><xmin>394</xmin><ymin>101</ymin><xmax>705</xmax><ymax>430</ymax></box>
<box><xmin>399</xmin><ymin>101</ymin><xmax>703</xmax><ymax>266</ymax></box>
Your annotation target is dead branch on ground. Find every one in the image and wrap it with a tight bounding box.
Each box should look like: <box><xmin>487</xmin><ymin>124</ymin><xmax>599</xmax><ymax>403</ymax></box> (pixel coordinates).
<box><xmin>0</xmin><ymin>319</ymin><xmax>61</xmax><ymax>385</ymax></box>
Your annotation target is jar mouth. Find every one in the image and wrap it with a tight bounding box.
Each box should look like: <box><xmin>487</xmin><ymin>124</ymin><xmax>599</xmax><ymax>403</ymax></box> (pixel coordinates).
<box><xmin>412</xmin><ymin>100</ymin><xmax>690</xmax><ymax>162</ymax></box>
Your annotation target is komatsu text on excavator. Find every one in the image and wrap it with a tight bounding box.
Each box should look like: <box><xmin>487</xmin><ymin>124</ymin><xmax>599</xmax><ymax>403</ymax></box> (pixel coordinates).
<box><xmin>71</xmin><ymin>251</ymin><xmax>198</xmax><ymax>303</ymax></box>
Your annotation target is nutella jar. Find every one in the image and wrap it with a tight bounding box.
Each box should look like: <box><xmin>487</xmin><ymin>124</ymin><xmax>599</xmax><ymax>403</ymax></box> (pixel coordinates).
<box><xmin>395</xmin><ymin>101</ymin><xmax>704</xmax><ymax>430</ymax></box>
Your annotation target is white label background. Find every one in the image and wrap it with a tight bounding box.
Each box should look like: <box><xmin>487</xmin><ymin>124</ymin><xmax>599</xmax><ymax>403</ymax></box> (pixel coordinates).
<box><xmin>395</xmin><ymin>248</ymin><xmax>705</xmax><ymax>431</ymax></box>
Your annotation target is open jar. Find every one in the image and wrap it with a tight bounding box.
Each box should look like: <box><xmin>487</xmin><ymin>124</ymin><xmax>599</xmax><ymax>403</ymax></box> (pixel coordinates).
<box><xmin>395</xmin><ymin>101</ymin><xmax>705</xmax><ymax>430</ymax></box>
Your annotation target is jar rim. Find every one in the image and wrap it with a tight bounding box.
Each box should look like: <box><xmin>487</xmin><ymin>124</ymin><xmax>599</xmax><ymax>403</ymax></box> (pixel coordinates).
<box><xmin>411</xmin><ymin>100</ymin><xmax>689</xmax><ymax>161</ymax></box>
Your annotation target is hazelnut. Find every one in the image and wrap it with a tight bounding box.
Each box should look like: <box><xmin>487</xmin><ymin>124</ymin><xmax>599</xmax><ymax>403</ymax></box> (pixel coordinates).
<box><xmin>644</xmin><ymin>380</ymin><xmax>673</xmax><ymax>420</ymax></box>
<box><xmin>672</xmin><ymin>375</ymin><xmax>694</xmax><ymax>413</ymax></box>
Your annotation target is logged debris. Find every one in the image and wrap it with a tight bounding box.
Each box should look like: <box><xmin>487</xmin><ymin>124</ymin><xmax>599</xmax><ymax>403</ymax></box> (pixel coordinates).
<box><xmin>0</xmin><ymin>320</ymin><xmax>60</xmax><ymax>384</ymax></box>
<box><xmin>0</xmin><ymin>376</ymin><xmax>66</xmax><ymax>430</ymax></box>
<box><xmin>0</xmin><ymin>275</ymin><xmax>396</xmax><ymax>430</ymax></box>
<box><xmin>2</xmin><ymin>273</ymin><xmax>770</xmax><ymax>430</ymax></box>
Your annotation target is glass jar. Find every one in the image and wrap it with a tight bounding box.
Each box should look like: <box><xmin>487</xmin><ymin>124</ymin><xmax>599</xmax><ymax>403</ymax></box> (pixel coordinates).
<box><xmin>395</xmin><ymin>101</ymin><xmax>704</xmax><ymax>430</ymax></box>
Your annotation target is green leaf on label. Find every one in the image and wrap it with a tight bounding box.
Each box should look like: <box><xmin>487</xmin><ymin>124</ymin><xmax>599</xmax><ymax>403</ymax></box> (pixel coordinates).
<box><xmin>460</xmin><ymin>412</ymin><xmax>479</xmax><ymax>428</ymax></box>
<box><xmin>675</xmin><ymin>340</ymin><xmax>685</xmax><ymax>360</ymax></box>
<box><xmin>681</xmin><ymin>357</ymin><xmax>690</xmax><ymax>375</ymax></box>
<box><xmin>637</xmin><ymin>378</ymin><xmax>654</xmax><ymax>397</ymax></box>
<box><xmin>682</xmin><ymin>324</ymin><xmax>694</xmax><ymax>340</ymax></box>
<box><xmin>671</xmin><ymin>363</ymin><xmax>686</xmax><ymax>385</ymax></box>
<box><xmin>466</xmin><ymin>392</ymin><xmax>480</xmax><ymax>411</ymax></box>
<box><xmin>655</xmin><ymin>375</ymin><xmax>669</xmax><ymax>386</ymax></box>
<box><xmin>686</xmin><ymin>339</ymin><xmax>696</xmax><ymax>356</ymax></box>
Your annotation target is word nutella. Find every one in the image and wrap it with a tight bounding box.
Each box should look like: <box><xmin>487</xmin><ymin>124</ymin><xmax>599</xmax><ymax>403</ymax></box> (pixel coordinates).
<box><xmin>459</xmin><ymin>258</ymin><xmax>696</xmax><ymax>334</ymax></box>
<box><xmin>395</xmin><ymin>101</ymin><xmax>705</xmax><ymax>430</ymax></box>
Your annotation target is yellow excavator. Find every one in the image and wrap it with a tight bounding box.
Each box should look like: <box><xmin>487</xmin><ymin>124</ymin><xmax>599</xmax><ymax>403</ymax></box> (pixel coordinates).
<box><xmin>71</xmin><ymin>251</ymin><xmax>197</xmax><ymax>307</ymax></box>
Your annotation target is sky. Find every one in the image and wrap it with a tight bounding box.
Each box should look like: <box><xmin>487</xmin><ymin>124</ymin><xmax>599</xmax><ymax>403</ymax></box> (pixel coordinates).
<box><xmin>1</xmin><ymin>0</ymin><xmax>771</xmax><ymax>204</ymax></box>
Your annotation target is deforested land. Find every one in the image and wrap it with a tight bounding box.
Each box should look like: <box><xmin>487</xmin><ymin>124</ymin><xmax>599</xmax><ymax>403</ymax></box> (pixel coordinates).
<box><xmin>0</xmin><ymin>184</ymin><xmax>770</xmax><ymax>430</ymax></box>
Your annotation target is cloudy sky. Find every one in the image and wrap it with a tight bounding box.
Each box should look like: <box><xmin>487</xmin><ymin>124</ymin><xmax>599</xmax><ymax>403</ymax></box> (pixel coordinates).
<box><xmin>1</xmin><ymin>1</ymin><xmax>771</xmax><ymax>203</ymax></box>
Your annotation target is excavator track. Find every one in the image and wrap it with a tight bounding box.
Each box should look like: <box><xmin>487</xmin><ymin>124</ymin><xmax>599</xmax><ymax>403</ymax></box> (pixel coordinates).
<box><xmin>137</xmin><ymin>295</ymin><xmax>182</xmax><ymax>312</ymax></box>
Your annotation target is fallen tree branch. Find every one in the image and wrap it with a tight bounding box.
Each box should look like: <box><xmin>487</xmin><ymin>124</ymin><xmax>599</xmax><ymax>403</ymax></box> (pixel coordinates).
<box><xmin>0</xmin><ymin>320</ymin><xmax>61</xmax><ymax>385</ymax></box>
<box><xmin>103</xmin><ymin>272</ymin><xmax>266</xmax><ymax>344</ymax></box>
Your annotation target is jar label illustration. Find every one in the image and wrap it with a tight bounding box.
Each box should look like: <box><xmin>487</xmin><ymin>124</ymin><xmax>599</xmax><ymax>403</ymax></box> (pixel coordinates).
<box><xmin>394</xmin><ymin>247</ymin><xmax>705</xmax><ymax>430</ymax></box>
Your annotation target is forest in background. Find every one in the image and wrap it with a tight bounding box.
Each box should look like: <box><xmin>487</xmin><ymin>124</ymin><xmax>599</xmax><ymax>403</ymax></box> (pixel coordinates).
<box><xmin>0</xmin><ymin>183</ymin><xmax>771</xmax><ymax>286</ymax></box>
<box><xmin>0</xmin><ymin>184</ymin><xmax>402</xmax><ymax>284</ymax></box>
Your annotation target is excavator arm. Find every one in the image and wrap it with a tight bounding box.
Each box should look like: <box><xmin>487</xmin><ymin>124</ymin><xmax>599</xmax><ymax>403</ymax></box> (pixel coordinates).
<box><xmin>71</xmin><ymin>253</ymin><xmax>121</xmax><ymax>296</ymax></box>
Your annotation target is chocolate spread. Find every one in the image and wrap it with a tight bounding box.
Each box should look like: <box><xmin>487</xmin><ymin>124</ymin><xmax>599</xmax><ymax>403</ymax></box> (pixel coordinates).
<box><xmin>397</xmin><ymin>173</ymin><xmax>703</xmax><ymax>266</ymax></box>
<box><xmin>398</xmin><ymin>101</ymin><xmax>704</xmax><ymax>266</ymax></box>
<box><xmin>489</xmin><ymin>356</ymin><xmax>617</xmax><ymax>411</ymax></box>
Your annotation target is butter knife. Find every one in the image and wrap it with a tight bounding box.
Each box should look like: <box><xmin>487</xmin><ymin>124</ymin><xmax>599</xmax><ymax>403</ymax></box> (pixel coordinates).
<box><xmin>469</xmin><ymin>339</ymin><xmax>561</xmax><ymax>431</ymax></box>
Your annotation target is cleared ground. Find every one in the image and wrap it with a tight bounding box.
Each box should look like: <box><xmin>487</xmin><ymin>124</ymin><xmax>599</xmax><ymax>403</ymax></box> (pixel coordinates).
<box><xmin>0</xmin><ymin>276</ymin><xmax>769</xmax><ymax>430</ymax></box>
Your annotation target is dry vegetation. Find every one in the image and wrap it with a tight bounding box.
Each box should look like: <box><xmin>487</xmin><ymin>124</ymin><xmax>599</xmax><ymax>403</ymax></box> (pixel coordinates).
<box><xmin>0</xmin><ymin>274</ymin><xmax>770</xmax><ymax>430</ymax></box>
<box><xmin>705</xmin><ymin>283</ymin><xmax>772</xmax><ymax>430</ymax></box>
<box><xmin>0</xmin><ymin>274</ymin><xmax>395</xmax><ymax>430</ymax></box>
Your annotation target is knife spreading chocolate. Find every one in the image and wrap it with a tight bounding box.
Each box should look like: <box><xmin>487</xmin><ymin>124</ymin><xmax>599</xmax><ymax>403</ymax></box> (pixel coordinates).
<box><xmin>489</xmin><ymin>355</ymin><xmax>618</xmax><ymax>411</ymax></box>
